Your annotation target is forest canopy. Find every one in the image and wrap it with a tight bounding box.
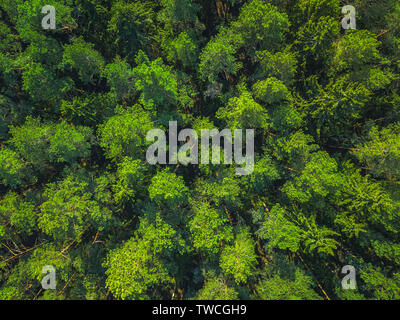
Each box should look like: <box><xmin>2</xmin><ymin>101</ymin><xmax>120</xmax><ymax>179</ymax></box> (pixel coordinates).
<box><xmin>0</xmin><ymin>0</ymin><xmax>399</xmax><ymax>300</ymax></box>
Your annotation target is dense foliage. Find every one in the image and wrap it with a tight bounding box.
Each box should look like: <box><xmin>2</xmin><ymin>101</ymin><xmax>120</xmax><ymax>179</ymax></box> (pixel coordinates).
<box><xmin>0</xmin><ymin>0</ymin><xmax>399</xmax><ymax>300</ymax></box>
